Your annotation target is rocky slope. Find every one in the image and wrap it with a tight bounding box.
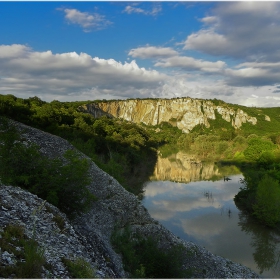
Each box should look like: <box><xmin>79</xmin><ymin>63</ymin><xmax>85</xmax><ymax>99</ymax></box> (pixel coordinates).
<box><xmin>0</xmin><ymin>120</ymin><xmax>260</xmax><ymax>278</ymax></box>
<box><xmin>79</xmin><ymin>98</ymin><xmax>258</xmax><ymax>133</ymax></box>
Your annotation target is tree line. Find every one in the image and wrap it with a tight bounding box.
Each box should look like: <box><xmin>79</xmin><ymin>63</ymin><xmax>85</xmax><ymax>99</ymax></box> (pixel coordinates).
<box><xmin>0</xmin><ymin>94</ymin><xmax>157</xmax><ymax>195</ymax></box>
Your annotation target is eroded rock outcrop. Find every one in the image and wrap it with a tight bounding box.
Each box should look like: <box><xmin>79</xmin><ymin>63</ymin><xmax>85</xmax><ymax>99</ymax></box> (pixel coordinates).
<box><xmin>79</xmin><ymin>98</ymin><xmax>257</xmax><ymax>133</ymax></box>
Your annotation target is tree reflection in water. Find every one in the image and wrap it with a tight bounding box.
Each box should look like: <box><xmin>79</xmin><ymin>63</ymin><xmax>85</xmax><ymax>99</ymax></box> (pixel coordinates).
<box><xmin>237</xmin><ymin>210</ymin><xmax>280</xmax><ymax>275</ymax></box>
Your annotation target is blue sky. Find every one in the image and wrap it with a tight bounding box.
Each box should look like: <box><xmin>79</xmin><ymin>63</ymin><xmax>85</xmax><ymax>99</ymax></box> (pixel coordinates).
<box><xmin>1</xmin><ymin>1</ymin><xmax>280</xmax><ymax>107</ymax></box>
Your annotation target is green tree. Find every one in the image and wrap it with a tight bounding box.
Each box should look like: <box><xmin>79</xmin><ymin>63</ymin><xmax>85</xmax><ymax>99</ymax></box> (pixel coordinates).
<box><xmin>0</xmin><ymin>117</ymin><xmax>95</xmax><ymax>218</ymax></box>
<box><xmin>244</xmin><ymin>137</ymin><xmax>276</xmax><ymax>161</ymax></box>
<box><xmin>253</xmin><ymin>175</ymin><xmax>280</xmax><ymax>227</ymax></box>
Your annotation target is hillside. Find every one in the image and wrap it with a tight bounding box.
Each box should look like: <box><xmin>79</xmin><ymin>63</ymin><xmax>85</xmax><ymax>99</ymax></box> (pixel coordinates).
<box><xmin>0</xmin><ymin>119</ymin><xmax>259</xmax><ymax>278</ymax></box>
<box><xmin>79</xmin><ymin>97</ymin><xmax>280</xmax><ymax>135</ymax></box>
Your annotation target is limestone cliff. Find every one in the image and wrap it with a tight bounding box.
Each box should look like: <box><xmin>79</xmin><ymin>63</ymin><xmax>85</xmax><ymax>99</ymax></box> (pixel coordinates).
<box><xmin>79</xmin><ymin>98</ymin><xmax>257</xmax><ymax>133</ymax></box>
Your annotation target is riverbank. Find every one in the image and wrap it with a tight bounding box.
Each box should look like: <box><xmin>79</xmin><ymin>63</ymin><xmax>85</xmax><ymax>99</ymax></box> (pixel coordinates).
<box><xmin>0</xmin><ymin>120</ymin><xmax>260</xmax><ymax>278</ymax></box>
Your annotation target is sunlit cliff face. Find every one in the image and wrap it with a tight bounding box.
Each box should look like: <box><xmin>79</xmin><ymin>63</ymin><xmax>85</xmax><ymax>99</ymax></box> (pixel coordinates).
<box><xmin>80</xmin><ymin>98</ymin><xmax>258</xmax><ymax>133</ymax></box>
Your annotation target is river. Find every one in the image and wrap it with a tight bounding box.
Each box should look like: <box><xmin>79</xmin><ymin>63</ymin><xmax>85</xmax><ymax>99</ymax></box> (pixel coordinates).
<box><xmin>142</xmin><ymin>152</ymin><xmax>280</xmax><ymax>278</ymax></box>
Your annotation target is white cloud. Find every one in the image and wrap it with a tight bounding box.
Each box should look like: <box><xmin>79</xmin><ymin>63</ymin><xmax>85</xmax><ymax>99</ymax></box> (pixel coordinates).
<box><xmin>155</xmin><ymin>55</ymin><xmax>226</xmax><ymax>74</ymax></box>
<box><xmin>59</xmin><ymin>8</ymin><xmax>112</xmax><ymax>32</ymax></box>
<box><xmin>181</xmin><ymin>2</ymin><xmax>280</xmax><ymax>91</ymax></box>
<box><xmin>225</xmin><ymin>65</ymin><xmax>280</xmax><ymax>87</ymax></box>
<box><xmin>200</xmin><ymin>16</ymin><xmax>218</xmax><ymax>25</ymax></box>
<box><xmin>123</xmin><ymin>3</ymin><xmax>162</xmax><ymax>16</ymax></box>
<box><xmin>129</xmin><ymin>46</ymin><xmax>178</xmax><ymax>59</ymax></box>
<box><xmin>0</xmin><ymin>44</ymin><xmax>30</xmax><ymax>59</ymax></box>
<box><xmin>0</xmin><ymin>44</ymin><xmax>168</xmax><ymax>101</ymax></box>
<box><xmin>184</xmin><ymin>30</ymin><xmax>229</xmax><ymax>56</ymax></box>
<box><xmin>1</xmin><ymin>44</ymin><xmax>280</xmax><ymax>107</ymax></box>
<box><xmin>124</xmin><ymin>5</ymin><xmax>145</xmax><ymax>14</ymax></box>
<box><xmin>184</xmin><ymin>2</ymin><xmax>280</xmax><ymax>61</ymax></box>
<box><xmin>129</xmin><ymin>45</ymin><xmax>227</xmax><ymax>74</ymax></box>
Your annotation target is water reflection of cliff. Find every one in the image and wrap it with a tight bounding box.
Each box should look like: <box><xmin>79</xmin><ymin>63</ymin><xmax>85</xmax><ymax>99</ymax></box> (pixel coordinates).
<box><xmin>150</xmin><ymin>151</ymin><xmax>240</xmax><ymax>183</ymax></box>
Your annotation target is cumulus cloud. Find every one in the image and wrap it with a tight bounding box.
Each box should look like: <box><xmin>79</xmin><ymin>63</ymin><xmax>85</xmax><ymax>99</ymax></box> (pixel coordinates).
<box><xmin>155</xmin><ymin>55</ymin><xmax>226</xmax><ymax>74</ymax></box>
<box><xmin>181</xmin><ymin>2</ymin><xmax>280</xmax><ymax>91</ymax></box>
<box><xmin>0</xmin><ymin>44</ymin><xmax>168</xmax><ymax>101</ymax></box>
<box><xmin>129</xmin><ymin>45</ymin><xmax>226</xmax><ymax>74</ymax></box>
<box><xmin>225</xmin><ymin>62</ymin><xmax>280</xmax><ymax>87</ymax></box>
<box><xmin>129</xmin><ymin>46</ymin><xmax>179</xmax><ymax>59</ymax></box>
<box><xmin>0</xmin><ymin>44</ymin><xmax>30</xmax><ymax>59</ymax></box>
<box><xmin>123</xmin><ymin>3</ymin><xmax>162</xmax><ymax>16</ymax></box>
<box><xmin>58</xmin><ymin>8</ymin><xmax>112</xmax><ymax>32</ymax></box>
<box><xmin>184</xmin><ymin>2</ymin><xmax>280</xmax><ymax>61</ymax></box>
<box><xmin>1</xmin><ymin>44</ymin><xmax>280</xmax><ymax>107</ymax></box>
<box><xmin>184</xmin><ymin>30</ymin><xmax>229</xmax><ymax>56</ymax></box>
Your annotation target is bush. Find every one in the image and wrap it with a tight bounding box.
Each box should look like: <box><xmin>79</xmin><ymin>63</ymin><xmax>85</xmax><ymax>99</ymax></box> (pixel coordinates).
<box><xmin>0</xmin><ymin>118</ymin><xmax>96</xmax><ymax>218</ymax></box>
<box><xmin>258</xmin><ymin>151</ymin><xmax>276</xmax><ymax>166</ymax></box>
<box><xmin>233</xmin><ymin>135</ymin><xmax>247</xmax><ymax>145</ymax></box>
<box><xmin>244</xmin><ymin>137</ymin><xmax>276</xmax><ymax>161</ymax></box>
<box><xmin>62</xmin><ymin>257</ymin><xmax>95</xmax><ymax>278</ymax></box>
<box><xmin>111</xmin><ymin>226</ymin><xmax>190</xmax><ymax>278</ymax></box>
<box><xmin>253</xmin><ymin>175</ymin><xmax>280</xmax><ymax>227</ymax></box>
<box><xmin>215</xmin><ymin>141</ymin><xmax>229</xmax><ymax>155</ymax></box>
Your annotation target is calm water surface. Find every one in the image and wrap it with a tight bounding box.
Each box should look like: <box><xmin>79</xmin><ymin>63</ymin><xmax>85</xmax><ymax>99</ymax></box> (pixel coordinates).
<box><xmin>142</xmin><ymin>152</ymin><xmax>280</xmax><ymax>278</ymax></box>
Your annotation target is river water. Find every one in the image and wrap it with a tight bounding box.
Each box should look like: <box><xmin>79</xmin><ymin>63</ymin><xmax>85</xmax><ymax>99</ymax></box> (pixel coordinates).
<box><xmin>142</xmin><ymin>152</ymin><xmax>280</xmax><ymax>278</ymax></box>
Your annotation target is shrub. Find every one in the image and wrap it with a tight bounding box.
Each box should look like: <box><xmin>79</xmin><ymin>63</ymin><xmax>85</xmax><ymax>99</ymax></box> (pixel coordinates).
<box><xmin>0</xmin><ymin>117</ymin><xmax>96</xmax><ymax>218</ymax></box>
<box><xmin>216</xmin><ymin>141</ymin><xmax>229</xmax><ymax>155</ymax></box>
<box><xmin>233</xmin><ymin>135</ymin><xmax>247</xmax><ymax>145</ymax></box>
<box><xmin>253</xmin><ymin>175</ymin><xmax>280</xmax><ymax>227</ymax></box>
<box><xmin>111</xmin><ymin>226</ymin><xmax>190</xmax><ymax>278</ymax></box>
<box><xmin>62</xmin><ymin>257</ymin><xmax>95</xmax><ymax>278</ymax></box>
<box><xmin>244</xmin><ymin>137</ymin><xmax>276</xmax><ymax>161</ymax></box>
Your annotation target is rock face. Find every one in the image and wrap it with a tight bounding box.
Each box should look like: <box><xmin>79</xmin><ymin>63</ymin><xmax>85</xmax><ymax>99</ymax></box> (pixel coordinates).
<box><xmin>265</xmin><ymin>115</ymin><xmax>271</xmax><ymax>121</ymax></box>
<box><xmin>0</xmin><ymin>120</ymin><xmax>260</xmax><ymax>278</ymax></box>
<box><xmin>0</xmin><ymin>185</ymin><xmax>104</xmax><ymax>279</ymax></box>
<box><xmin>79</xmin><ymin>98</ymin><xmax>257</xmax><ymax>133</ymax></box>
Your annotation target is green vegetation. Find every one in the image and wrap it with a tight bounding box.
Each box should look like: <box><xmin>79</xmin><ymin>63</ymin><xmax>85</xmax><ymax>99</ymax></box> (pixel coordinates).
<box><xmin>0</xmin><ymin>224</ymin><xmax>46</xmax><ymax>278</ymax></box>
<box><xmin>253</xmin><ymin>175</ymin><xmax>280</xmax><ymax>227</ymax></box>
<box><xmin>0</xmin><ymin>117</ymin><xmax>96</xmax><ymax>218</ymax></box>
<box><xmin>62</xmin><ymin>257</ymin><xmax>96</xmax><ymax>278</ymax></box>
<box><xmin>0</xmin><ymin>94</ymin><xmax>157</xmax><ymax>194</ymax></box>
<box><xmin>234</xmin><ymin>159</ymin><xmax>280</xmax><ymax>228</ymax></box>
<box><xmin>111</xmin><ymin>226</ymin><xmax>191</xmax><ymax>278</ymax></box>
<box><xmin>2</xmin><ymin>93</ymin><xmax>280</xmax><ymax>228</ymax></box>
<box><xmin>1</xmin><ymin>223</ymin><xmax>95</xmax><ymax>278</ymax></box>
<box><xmin>243</xmin><ymin>138</ymin><xmax>276</xmax><ymax>161</ymax></box>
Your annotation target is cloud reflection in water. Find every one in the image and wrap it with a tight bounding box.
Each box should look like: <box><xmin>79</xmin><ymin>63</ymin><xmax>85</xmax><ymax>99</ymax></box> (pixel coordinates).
<box><xmin>142</xmin><ymin>174</ymin><xmax>267</xmax><ymax>277</ymax></box>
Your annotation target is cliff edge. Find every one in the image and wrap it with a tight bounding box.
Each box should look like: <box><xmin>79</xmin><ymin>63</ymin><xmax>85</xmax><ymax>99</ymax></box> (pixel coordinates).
<box><xmin>79</xmin><ymin>97</ymin><xmax>258</xmax><ymax>133</ymax></box>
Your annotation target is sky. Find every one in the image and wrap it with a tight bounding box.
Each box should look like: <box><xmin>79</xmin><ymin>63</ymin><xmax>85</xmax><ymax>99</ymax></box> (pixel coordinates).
<box><xmin>1</xmin><ymin>1</ymin><xmax>280</xmax><ymax>107</ymax></box>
